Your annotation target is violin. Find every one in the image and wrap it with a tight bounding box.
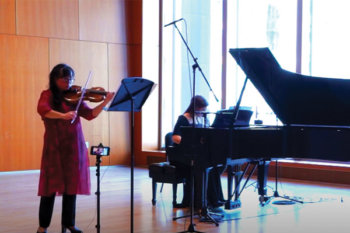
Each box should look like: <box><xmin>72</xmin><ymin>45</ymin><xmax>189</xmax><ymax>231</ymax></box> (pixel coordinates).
<box><xmin>64</xmin><ymin>85</ymin><xmax>107</xmax><ymax>103</ymax></box>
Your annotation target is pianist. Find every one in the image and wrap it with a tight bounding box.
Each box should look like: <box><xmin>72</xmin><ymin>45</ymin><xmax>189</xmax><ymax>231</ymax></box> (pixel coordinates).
<box><xmin>170</xmin><ymin>95</ymin><xmax>225</xmax><ymax>209</ymax></box>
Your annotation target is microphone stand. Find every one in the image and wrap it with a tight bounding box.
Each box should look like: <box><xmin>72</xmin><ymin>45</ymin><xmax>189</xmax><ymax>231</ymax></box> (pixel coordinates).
<box><xmin>175</xmin><ymin>64</ymin><xmax>204</xmax><ymax>233</ymax></box>
<box><xmin>170</xmin><ymin>22</ymin><xmax>220</xmax><ymax>232</ymax></box>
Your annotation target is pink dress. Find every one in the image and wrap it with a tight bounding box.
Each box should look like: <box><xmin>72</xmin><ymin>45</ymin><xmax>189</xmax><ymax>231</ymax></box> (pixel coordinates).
<box><xmin>37</xmin><ymin>90</ymin><xmax>95</xmax><ymax>196</ymax></box>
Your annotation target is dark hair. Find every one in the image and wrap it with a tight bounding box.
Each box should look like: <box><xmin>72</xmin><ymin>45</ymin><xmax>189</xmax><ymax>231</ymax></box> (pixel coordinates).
<box><xmin>184</xmin><ymin>95</ymin><xmax>208</xmax><ymax>117</ymax></box>
<box><xmin>49</xmin><ymin>63</ymin><xmax>75</xmax><ymax>109</ymax></box>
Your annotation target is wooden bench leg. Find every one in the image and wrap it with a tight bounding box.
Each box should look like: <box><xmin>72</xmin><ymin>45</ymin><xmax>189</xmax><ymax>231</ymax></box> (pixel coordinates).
<box><xmin>152</xmin><ymin>180</ymin><xmax>157</xmax><ymax>205</ymax></box>
<box><xmin>172</xmin><ymin>183</ymin><xmax>178</xmax><ymax>206</ymax></box>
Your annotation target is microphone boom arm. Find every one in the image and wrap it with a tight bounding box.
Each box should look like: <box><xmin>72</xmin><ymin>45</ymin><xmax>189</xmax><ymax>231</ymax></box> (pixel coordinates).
<box><xmin>172</xmin><ymin>22</ymin><xmax>219</xmax><ymax>102</ymax></box>
<box><xmin>164</xmin><ymin>18</ymin><xmax>184</xmax><ymax>27</ymax></box>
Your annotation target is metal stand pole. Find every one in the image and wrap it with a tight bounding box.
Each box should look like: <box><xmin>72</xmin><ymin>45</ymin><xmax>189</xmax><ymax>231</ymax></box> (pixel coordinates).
<box><xmin>95</xmin><ymin>155</ymin><xmax>102</xmax><ymax>233</ymax></box>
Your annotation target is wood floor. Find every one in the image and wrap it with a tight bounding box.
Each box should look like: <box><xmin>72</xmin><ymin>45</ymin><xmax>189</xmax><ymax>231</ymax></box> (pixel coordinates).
<box><xmin>1</xmin><ymin>165</ymin><xmax>350</xmax><ymax>233</ymax></box>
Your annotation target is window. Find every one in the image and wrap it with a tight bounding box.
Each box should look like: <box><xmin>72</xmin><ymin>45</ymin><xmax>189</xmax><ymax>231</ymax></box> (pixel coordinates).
<box><xmin>143</xmin><ymin>0</ymin><xmax>350</xmax><ymax>159</ymax></box>
<box><xmin>226</xmin><ymin>0</ymin><xmax>297</xmax><ymax>125</ymax></box>
<box><xmin>142</xmin><ymin>0</ymin><xmax>159</xmax><ymax>150</ymax></box>
<box><xmin>302</xmin><ymin>0</ymin><xmax>350</xmax><ymax>79</ymax></box>
<box><xmin>161</xmin><ymin>0</ymin><xmax>223</xmax><ymax>146</ymax></box>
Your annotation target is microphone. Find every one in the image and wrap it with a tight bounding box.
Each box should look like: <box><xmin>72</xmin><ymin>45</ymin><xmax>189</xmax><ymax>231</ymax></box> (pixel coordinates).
<box><xmin>164</xmin><ymin>18</ymin><xmax>184</xmax><ymax>27</ymax></box>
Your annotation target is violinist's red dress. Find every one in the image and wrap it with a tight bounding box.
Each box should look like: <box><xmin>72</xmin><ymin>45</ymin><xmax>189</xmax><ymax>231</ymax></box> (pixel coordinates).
<box><xmin>37</xmin><ymin>90</ymin><xmax>95</xmax><ymax>196</ymax></box>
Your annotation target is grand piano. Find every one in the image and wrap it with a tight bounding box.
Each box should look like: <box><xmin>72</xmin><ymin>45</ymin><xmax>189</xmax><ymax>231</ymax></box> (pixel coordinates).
<box><xmin>176</xmin><ymin>47</ymin><xmax>350</xmax><ymax>212</ymax></box>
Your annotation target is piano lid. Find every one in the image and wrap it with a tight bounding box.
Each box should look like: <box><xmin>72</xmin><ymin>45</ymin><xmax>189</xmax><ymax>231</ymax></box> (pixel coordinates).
<box><xmin>229</xmin><ymin>47</ymin><xmax>350</xmax><ymax>126</ymax></box>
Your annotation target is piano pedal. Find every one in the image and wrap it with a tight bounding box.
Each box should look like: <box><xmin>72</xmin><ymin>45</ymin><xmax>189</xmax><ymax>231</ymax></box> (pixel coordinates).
<box><xmin>259</xmin><ymin>195</ymin><xmax>272</xmax><ymax>206</ymax></box>
<box><xmin>198</xmin><ymin>207</ymin><xmax>223</xmax><ymax>226</ymax></box>
<box><xmin>224</xmin><ymin>200</ymin><xmax>242</xmax><ymax>210</ymax></box>
<box><xmin>199</xmin><ymin>213</ymin><xmax>221</xmax><ymax>226</ymax></box>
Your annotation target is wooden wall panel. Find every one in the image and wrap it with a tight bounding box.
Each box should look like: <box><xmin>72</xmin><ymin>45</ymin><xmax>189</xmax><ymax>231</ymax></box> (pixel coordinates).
<box><xmin>0</xmin><ymin>35</ymin><xmax>49</xmax><ymax>171</ymax></box>
<box><xmin>108</xmin><ymin>44</ymin><xmax>132</xmax><ymax>165</ymax></box>
<box><xmin>0</xmin><ymin>0</ymin><xmax>142</xmax><ymax>171</ymax></box>
<box><xmin>79</xmin><ymin>0</ymin><xmax>142</xmax><ymax>44</ymax></box>
<box><xmin>16</xmin><ymin>0</ymin><xmax>79</xmax><ymax>39</ymax></box>
<box><xmin>0</xmin><ymin>0</ymin><xmax>16</xmax><ymax>34</ymax></box>
<box><xmin>79</xmin><ymin>0</ymin><xmax>127</xmax><ymax>43</ymax></box>
<box><xmin>124</xmin><ymin>0</ymin><xmax>142</xmax><ymax>44</ymax></box>
<box><xmin>49</xmin><ymin>39</ymin><xmax>113</xmax><ymax>166</ymax></box>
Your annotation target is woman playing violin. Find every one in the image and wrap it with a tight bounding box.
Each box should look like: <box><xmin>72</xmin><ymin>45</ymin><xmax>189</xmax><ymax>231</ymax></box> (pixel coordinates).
<box><xmin>36</xmin><ymin>64</ymin><xmax>114</xmax><ymax>233</ymax></box>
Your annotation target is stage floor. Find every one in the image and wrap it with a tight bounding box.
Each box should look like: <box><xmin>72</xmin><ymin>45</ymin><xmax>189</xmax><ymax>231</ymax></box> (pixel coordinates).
<box><xmin>1</xmin><ymin>165</ymin><xmax>350</xmax><ymax>233</ymax></box>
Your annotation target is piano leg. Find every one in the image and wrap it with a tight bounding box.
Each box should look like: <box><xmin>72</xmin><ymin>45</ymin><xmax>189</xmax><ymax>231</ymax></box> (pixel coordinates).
<box><xmin>225</xmin><ymin>165</ymin><xmax>242</xmax><ymax>210</ymax></box>
<box><xmin>234</xmin><ymin>169</ymin><xmax>243</xmax><ymax>201</ymax></box>
<box><xmin>226</xmin><ymin>165</ymin><xmax>234</xmax><ymax>200</ymax></box>
<box><xmin>257</xmin><ymin>160</ymin><xmax>270</xmax><ymax>205</ymax></box>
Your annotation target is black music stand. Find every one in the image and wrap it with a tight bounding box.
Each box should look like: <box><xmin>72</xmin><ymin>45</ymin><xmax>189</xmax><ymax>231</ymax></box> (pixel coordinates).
<box><xmin>107</xmin><ymin>77</ymin><xmax>155</xmax><ymax>233</ymax></box>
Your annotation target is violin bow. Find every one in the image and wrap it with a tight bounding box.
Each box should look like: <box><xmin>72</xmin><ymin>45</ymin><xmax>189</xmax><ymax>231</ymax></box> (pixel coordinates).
<box><xmin>71</xmin><ymin>71</ymin><xmax>93</xmax><ymax>124</ymax></box>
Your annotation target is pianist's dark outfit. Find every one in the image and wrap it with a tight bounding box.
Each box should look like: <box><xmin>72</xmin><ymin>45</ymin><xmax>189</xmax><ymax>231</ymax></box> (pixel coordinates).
<box><xmin>170</xmin><ymin>115</ymin><xmax>225</xmax><ymax>208</ymax></box>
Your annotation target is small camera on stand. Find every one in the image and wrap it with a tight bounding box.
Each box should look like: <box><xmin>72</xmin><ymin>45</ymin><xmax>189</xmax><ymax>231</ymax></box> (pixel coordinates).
<box><xmin>90</xmin><ymin>143</ymin><xmax>110</xmax><ymax>156</ymax></box>
<box><xmin>90</xmin><ymin>143</ymin><xmax>110</xmax><ymax>233</ymax></box>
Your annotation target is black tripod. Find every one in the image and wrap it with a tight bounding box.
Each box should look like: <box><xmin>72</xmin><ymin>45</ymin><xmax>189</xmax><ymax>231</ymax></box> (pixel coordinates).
<box><xmin>94</xmin><ymin>148</ymin><xmax>103</xmax><ymax>233</ymax></box>
<box><xmin>175</xmin><ymin>160</ymin><xmax>204</xmax><ymax>233</ymax></box>
<box><xmin>173</xmin><ymin>159</ymin><xmax>222</xmax><ymax>231</ymax></box>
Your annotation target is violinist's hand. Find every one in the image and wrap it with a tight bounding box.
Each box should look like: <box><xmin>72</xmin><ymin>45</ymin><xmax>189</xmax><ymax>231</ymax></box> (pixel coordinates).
<box><xmin>92</xmin><ymin>92</ymin><xmax>115</xmax><ymax>117</ymax></box>
<box><xmin>104</xmin><ymin>92</ymin><xmax>115</xmax><ymax>104</ymax></box>
<box><xmin>62</xmin><ymin>111</ymin><xmax>77</xmax><ymax>120</ymax></box>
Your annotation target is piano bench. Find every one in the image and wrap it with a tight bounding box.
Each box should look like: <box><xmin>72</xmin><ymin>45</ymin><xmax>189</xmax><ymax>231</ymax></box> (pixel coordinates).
<box><xmin>148</xmin><ymin>162</ymin><xmax>185</xmax><ymax>206</ymax></box>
